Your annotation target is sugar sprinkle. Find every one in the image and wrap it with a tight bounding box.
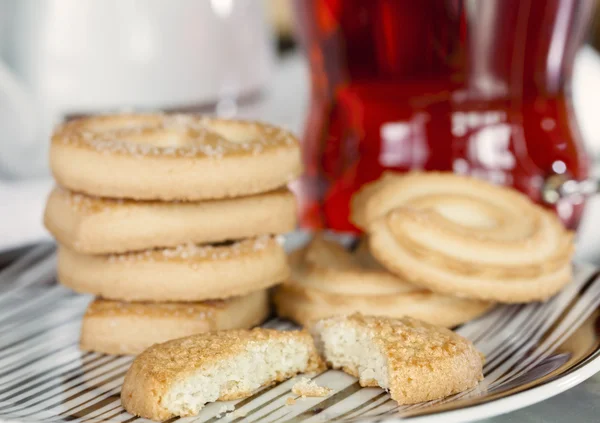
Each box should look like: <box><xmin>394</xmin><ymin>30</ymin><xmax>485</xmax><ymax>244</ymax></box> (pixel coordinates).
<box><xmin>58</xmin><ymin>114</ymin><xmax>296</xmax><ymax>158</ymax></box>
<box><xmin>106</xmin><ymin>235</ymin><xmax>273</xmax><ymax>263</ymax></box>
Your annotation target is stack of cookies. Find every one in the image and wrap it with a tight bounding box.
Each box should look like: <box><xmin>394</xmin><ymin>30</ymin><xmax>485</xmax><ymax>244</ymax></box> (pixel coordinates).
<box><xmin>275</xmin><ymin>171</ymin><xmax>574</xmax><ymax>327</ymax></box>
<box><xmin>43</xmin><ymin>114</ymin><xmax>302</xmax><ymax>355</ymax></box>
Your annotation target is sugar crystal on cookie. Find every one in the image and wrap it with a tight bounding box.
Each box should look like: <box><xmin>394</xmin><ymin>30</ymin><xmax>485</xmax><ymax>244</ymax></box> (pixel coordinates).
<box><xmin>57</xmin><ymin>114</ymin><xmax>297</xmax><ymax>160</ymax></box>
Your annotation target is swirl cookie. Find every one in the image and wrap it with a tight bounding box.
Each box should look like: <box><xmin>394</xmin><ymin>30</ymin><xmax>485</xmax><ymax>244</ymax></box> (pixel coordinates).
<box><xmin>121</xmin><ymin>329</ymin><xmax>324</xmax><ymax>420</ymax></box>
<box><xmin>44</xmin><ymin>186</ymin><xmax>296</xmax><ymax>254</ymax></box>
<box><xmin>57</xmin><ymin>236</ymin><xmax>288</xmax><ymax>302</ymax></box>
<box><xmin>274</xmin><ymin>235</ymin><xmax>492</xmax><ymax>327</ymax></box>
<box><xmin>80</xmin><ymin>290</ymin><xmax>269</xmax><ymax>355</ymax></box>
<box><xmin>50</xmin><ymin>114</ymin><xmax>302</xmax><ymax>200</ymax></box>
<box><xmin>352</xmin><ymin>172</ymin><xmax>574</xmax><ymax>303</ymax></box>
<box><xmin>312</xmin><ymin>313</ymin><xmax>484</xmax><ymax>405</ymax></box>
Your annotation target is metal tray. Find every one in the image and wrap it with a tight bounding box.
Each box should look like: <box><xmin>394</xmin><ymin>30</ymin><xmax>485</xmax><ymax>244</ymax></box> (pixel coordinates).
<box><xmin>1</xmin><ymin>244</ymin><xmax>599</xmax><ymax>423</ymax></box>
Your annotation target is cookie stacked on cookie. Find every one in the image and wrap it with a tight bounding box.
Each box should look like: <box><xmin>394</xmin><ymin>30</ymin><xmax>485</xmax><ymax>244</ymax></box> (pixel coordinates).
<box><xmin>275</xmin><ymin>171</ymin><xmax>574</xmax><ymax>327</ymax></box>
<box><xmin>274</xmin><ymin>235</ymin><xmax>493</xmax><ymax>327</ymax></box>
<box><xmin>351</xmin><ymin>172</ymin><xmax>574</xmax><ymax>303</ymax></box>
<box><xmin>44</xmin><ymin>114</ymin><xmax>302</xmax><ymax>355</ymax></box>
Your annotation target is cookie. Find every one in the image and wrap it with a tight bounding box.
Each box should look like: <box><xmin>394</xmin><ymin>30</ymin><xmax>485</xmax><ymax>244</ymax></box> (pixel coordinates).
<box><xmin>352</xmin><ymin>172</ymin><xmax>574</xmax><ymax>303</ymax></box>
<box><xmin>50</xmin><ymin>114</ymin><xmax>302</xmax><ymax>201</ymax></box>
<box><xmin>80</xmin><ymin>290</ymin><xmax>270</xmax><ymax>355</ymax></box>
<box><xmin>44</xmin><ymin>186</ymin><xmax>296</xmax><ymax>254</ymax></box>
<box><xmin>57</xmin><ymin>236</ymin><xmax>289</xmax><ymax>302</ymax></box>
<box><xmin>311</xmin><ymin>313</ymin><xmax>484</xmax><ymax>405</ymax></box>
<box><xmin>274</xmin><ymin>236</ymin><xmax>492</xmax><ymax>327</ymax></box>
<box><xmin>121</xmin><ymin>328</ymin><xmax>324</xmax><ymax>420</ymax></box>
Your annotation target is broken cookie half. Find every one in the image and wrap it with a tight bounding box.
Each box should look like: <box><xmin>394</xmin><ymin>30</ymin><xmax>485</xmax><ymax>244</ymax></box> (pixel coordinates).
<box><xmin>311</xmin><ymin>313</ymin><xmax>484</xmax><ymax>404</ymax></box>
<box><xmin>121</xmin><ymin>328</ymin><xmax>324</xmax><ymax>420</ymax></box>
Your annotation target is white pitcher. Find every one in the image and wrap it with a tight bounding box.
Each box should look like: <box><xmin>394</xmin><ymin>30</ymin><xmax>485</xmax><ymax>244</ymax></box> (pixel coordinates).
<box><xmin>0</xmin><ymin>0</ymin><xmax>274</xmax><ymax>178</ymax></box>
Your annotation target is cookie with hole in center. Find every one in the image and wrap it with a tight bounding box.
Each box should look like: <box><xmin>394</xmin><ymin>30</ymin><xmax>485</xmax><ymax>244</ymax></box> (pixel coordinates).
<box><xmin>352</xmin><ymin>172</ymin><xmax>573</xmax><ymax>303</ymax></box>
<box><xmin>274</xmin><ymin>235</ymin><xmax>492</xmax><ymax>327</ymax></box>
<box><xmin>44</xmin><ymin>186</ymin><xmax>296</xmax><ymax>254</ymax></box>
<box><xmin>50</xmin><ymin>114</ymin><xmax>302</xmax><ymax>200</ymax></box>
<box><xmin>80</xmin><ymin>290</ymin><xmax>270</xmax><ymax>355</ymax></box>
<box><xmin>58</xmin><ymin>236</ymin><xmax>288</xmax><ymax>302</ymax></box>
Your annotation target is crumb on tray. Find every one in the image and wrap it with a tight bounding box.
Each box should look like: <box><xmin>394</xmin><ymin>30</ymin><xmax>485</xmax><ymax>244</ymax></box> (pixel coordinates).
<box><xmin>229</xmin><ymin>408</ymin><xmax>248</xmax><ymax>418</ymax></box>
<box><xmin>216</xmin><ymin>403</ymin><xmax>235</xmax><ymax>418</ymax></box>
<box><xmin>291</xmin><ymin>377</ymin><xmax>333</xmax><ymax>398</ymax></box>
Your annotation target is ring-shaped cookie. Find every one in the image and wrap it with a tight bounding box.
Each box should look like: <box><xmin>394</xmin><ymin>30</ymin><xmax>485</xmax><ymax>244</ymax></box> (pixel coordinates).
<box><xmin>50</xmin><ymin>114</ymin><xmax>302</xmax><ymax>200</ymax></box>
<box><xmin>45</xmin><ymin>186</ymin><xmax>296</xmax><ymax>254</ymax></box>
<box><xmin>58</xmin><ymin>236</ymin><xmax>288</xmax><ymax>302</ymax></box>
<box><xmin>274</xmin><ymin>235</ymin><xmax>493</xmax><ymax>327</ymax></box>
<box><xmin>352</xmin><ymin>172</ymin><xmax>574</xmax><ymax>303</ymax></box>
<box><xmin>80</xmin><ymin>290</ymin><xmax>270</xmax><ymax>355</ymax></box>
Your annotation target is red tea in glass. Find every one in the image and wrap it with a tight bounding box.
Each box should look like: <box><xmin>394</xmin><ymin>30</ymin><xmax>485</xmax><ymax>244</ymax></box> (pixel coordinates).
<box><xmin>294</xmin><ymin>0</ymin><xmax>594</xmax><ymax>231</ymax></box>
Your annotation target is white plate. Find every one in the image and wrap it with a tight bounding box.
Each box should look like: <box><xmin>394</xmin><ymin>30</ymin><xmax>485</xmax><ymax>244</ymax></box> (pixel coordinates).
<box><xmin>0</xmin><ymin>245</ymin><xmax>599</xmax><ymax>423</ymax></box>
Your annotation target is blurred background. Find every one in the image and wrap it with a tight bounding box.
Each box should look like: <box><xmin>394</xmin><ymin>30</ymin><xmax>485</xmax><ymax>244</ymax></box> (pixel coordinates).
<box><xmin>1</xmin><ymin>0</ymin><xmax>600</xmax><ymax>263</ymax></box>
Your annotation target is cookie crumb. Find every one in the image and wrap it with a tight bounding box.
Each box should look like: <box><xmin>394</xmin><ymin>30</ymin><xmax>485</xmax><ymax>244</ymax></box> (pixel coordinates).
<box><xmin>286</xmin><ymin>397</ymin><xmax>296</xmax><ymax>405</ymax></box>
<box><xmin>230</xmin><ymin>409</ymin><xmax>248</xmax><ymax>418</ymax></box>
<box><xmin>291</xmin><ymin>377</ymin><xmax>333</xmax><ymax>397</ymax></box>
<box><xmin>216</xmin><ymin>404</ymin><xmax>235</xmax><ymax>418</ymax></box>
